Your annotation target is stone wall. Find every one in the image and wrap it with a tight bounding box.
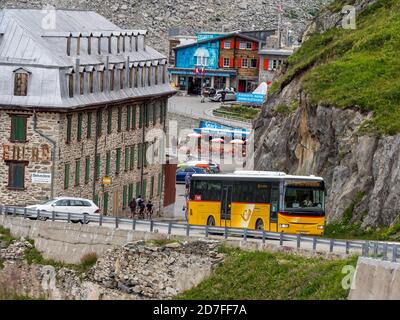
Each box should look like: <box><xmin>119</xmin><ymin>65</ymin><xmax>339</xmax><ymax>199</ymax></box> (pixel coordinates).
<box><xmin>0</xmin><ymin>0</ymin><xmax>330</xmax><ymax>54</ymax></box>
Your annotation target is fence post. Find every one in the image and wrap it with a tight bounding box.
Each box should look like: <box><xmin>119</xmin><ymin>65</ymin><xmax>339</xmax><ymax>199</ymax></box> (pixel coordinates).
<box><xmin>279</xmin><ymin>232</ymin><xmax>283</xmax><ymax>246</ymax></box>
<box><xmin>373</xmin><ymin>242</ymin><xmax>378</xmax><ymax>257</ymax></box>
<box><xmin>392</xmin><ymin>246</ymin><xmax>398</xmax><ymax>263</ymax></box>
<box><xmin>243</xmin><ymin>228</ymin><xmax>247</xmax><ymax>242</ymax></box>
<box><xmin>383</xmin><ymin>243</ymin><xmax>388</xmax><ymax>260</ymax></box>
<box><xmin>329</xmin><ymin>239</ymin><xmax>334</xmax><ymax>253</ymax></box>
<box><xmin>0</xmin><ymin>206</ymin><xmax>2</xmax><ymax>215</ymax></box>
<box><xmin>13</xmin><ymin>207</ymin><xmax>16</xmax><ymax>217</ymax></box>
<box><xmin>296</xmin><ymin>234</ymin><xmax>301</xmax><ymax>249</ymax></box>
<box><xmin>150</xmin><ymin>220</ymin><xmax>154</xmax><ymax>232</ymax></box>
<box><xmin>346</xmin><ymin>241</ymin><xmax>350</xmax><ymax>255</ymax></box>
<box><xmin>52</xmin><ymin>211</ymin><xmax>55</xmax><ymax>222</ymax></box>
<box><xmin>132</xmin><ymin>219</ymin><xmax>136</xmax><ymax>230</ymax></box>
<box><xmin>115</xmin><ymin>216</ymin><xmax>119</xmax><ymax>229</ymax></box>
<box><xmin>37</xmin><ymin>209</ymin><xmax>40</xmax><ymax>220</ymax></box>
<box><xmin>67</xmin><ymin>212</ymin><xmax>71</xmax><ymax>224</ymax></box>
<box><xmin>83</xmin><ymin>213</ymin><xmax>87</xmax><ymax>225</ymax></box>
<box><xmin>186</xmin><ymin>224</ymin><xmax>190</xmax><ymax>237</ymax></box>
<box><xmin>99</xmin><ymin>214</ymin><xmax>102</xmax><ymax>226</ymax></box>
<box><xmin>168</xmin><ymin>222</ymin><xmax>172</xmax><ymax>234</ymax></box>
<box><xmin>312</xmin><ymin>237</ymin><xmax>317</xmax><ymax>251</ymax></box>
<box><xmin>205</xmin><ymin>225</ymin><xmax>209</xmax><ymax>238</ymax></box>
<box><xmin>262</xmin><ymin>230</ymin><xmax>266</xmax><ymax>244</ymax></box>
<box><xmin>24</xmin><ymin>208</ymin><xmax>27</xmax><ymax>219</ymax></box>
<box><xmin>224</xmin><ymin>226</ymin><xmax>228</xmax><ymax>239</ymax></box>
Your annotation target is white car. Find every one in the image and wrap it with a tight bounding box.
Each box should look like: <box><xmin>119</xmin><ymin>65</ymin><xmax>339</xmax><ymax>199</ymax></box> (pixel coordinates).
<box><xmin>25</xmin><ymin>197</ymin><xmax>100</xmax><ymax>223</ymax></box>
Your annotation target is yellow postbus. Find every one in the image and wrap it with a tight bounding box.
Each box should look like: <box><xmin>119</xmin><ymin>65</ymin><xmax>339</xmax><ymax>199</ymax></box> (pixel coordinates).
<box><xmin>187</xmin><ymin>171</ymin><xmax>326</xmax><ymax>235</ymax></box>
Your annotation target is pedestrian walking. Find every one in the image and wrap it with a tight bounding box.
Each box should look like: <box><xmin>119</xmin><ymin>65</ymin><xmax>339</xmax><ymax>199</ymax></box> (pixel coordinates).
<box><xmin>128</xmin><ymin>198</ymin><xmax>136</xmax><ymax>218</ymax></box>
<box><xmin>220</xmin><ymin>90</ymin><xmax>226</xmax><ymax>105</ymax></box>
<box><xmin>136</xmin><ymin>195</ymin><xmax>145</xmax><ymax>219</ymax></box>
<box><xmin>146</xmin><ymin>200</ymin><xmax>154</xmax><ymax>220</ymax></box>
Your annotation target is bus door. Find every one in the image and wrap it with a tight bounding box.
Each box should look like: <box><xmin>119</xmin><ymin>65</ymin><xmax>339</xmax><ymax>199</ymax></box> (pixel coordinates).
<box><xmin>220</xmin><ymin>184</ymin><xmax>232</xmax><ymax>227</ymax></box>
<box><xmin>269</xmin><ymin>184</ymin><xmax>279</xmax><ymax>232</ymax></box>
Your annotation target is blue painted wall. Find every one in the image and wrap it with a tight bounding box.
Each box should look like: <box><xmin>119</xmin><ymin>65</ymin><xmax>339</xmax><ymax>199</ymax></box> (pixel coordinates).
<box><xmin>175</xmin><ymin>41</ymin><xmax>220</xmax><ymax>70</ymax></box>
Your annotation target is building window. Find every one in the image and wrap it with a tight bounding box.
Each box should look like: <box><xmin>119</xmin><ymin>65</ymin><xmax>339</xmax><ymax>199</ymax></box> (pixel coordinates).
<box><xmin>87</xmin><ymin>112</ymin><xmax>92</xmax><ymax>139</ymax></box>
<box><xmin>135</xmin><ymin>67</ymin><xmax>139</xmax><ymax>88</ymax></box>
<box><xmin>120</xmin><ymin>68</ymin><xmax>125</xmax><ymax>89</ymax></box>
<box><xmin>154</xmin><ymin>66</ymin><xmax>158</xmax><ymax>85</ymax></box>
<box><xmin>141</xmin><ymin>67</ymin><xmax>145</xmax><ymax>87</ymax></box>
<box><xmin>79</xmin><ymin>72</ymin><xmax>84</xmax><ymax>95</ymax></box>
<box><xmin>96</xmin><ymin>110</ymin><xmax>102</xmax><ymax>137</ymax></box>
<box><xmin>162</xmin><ymin>65</ymin><xmax>166</xmax><ymax>84</ymax></box>
<box><xmin>239</xmin><ymin>42</ymin><xmax>252</xmax><ymax>50</ymax></box>
<box><xmin>66</xmin><ymin>115</ymin><xmax>72</xmax><ymax>143</ymax></box>
<box><xmin>7</xmin><ymin>162</ymin><xmax>26</xmax><ymax>190</ymax></box>
<box><xmin>64</xmin><ymin>163</ymin><xmax>70</xmax><ymax>189</ymax></box>
<box><xmin>271</xmin><ymin>59</ymin><xmax>282</xmax><ymax>70</ymax></box>
<box><xmin>89</xmin><ymin>72</ymin><xmax>94</xmax><ymax>93</ymax></box>
<box><xmin>68</xmin><ymin>74</ymin><xmax>74</xmax><ymax>98</ymax></box>
<box><xmin>150</xmin><ymin>176</ymin><xmax>154</xmax><ymax>198</ymax></box>
<box><xmin>129</xmin><ymin>67</ymin><xmax>134</xmax><ymax>88</ymax></box>
<box><xmin>251</xmin><ymin>58</ymin><xmax>258</xmax><ymax>68</ymax></box>
<box><xmin>10</xmin><ymin>115</ymin><xmax>27</xmax><ymax>142</ymax></box>
<box><xmin>223</xmin><ymin>58</ymin><xmax>230</xmax><ymax>68</ymax></box>
<box><xmin>95</xmin><ymin>154</ymin><xmax>100</xmax><ymax>180</ymax></box>
<box><xmin>144</xmin><ymin>142</ymin><xmax>149</xmax><ymax>167</ymax></box>
<box><xmin>224</xmin><ymin>41</ymin><xmax>231</xmax><ymax>49</ymax></box>
<box><xmin>75</xmin><ymin>159</ymin><xmax>81</xmax><ymax>186</ymax></box>
<box><xmin>147</xmin><ymin>67</ymin><xmax>151</xmax><ymax>86</ymax></box>
<box><xmin>14</xmin><ymin>72</ymin><xmax>28</xmax><ymax>96</ymax></box>
<box><xmin>105</xmin><ymin>151</ymin><xmax>111</xmax><ymax>176</ymax></box>
<box><xmin>126</xmin><ymin>105</ymin><xmax>131</xmax><ymax>131</ymax></box>
<box><xmin>142</xmin><ymin>178</ymin><xmax>147</xmax><ymax>198</ymax></box>
<box><xmin>128</xmin><ymin>184</ymin><xmax>134</xmax><ymax>202</ymax></box>
<box><xmin>194</xmin><ymin>47</ymin><xmax>210</xmax><ymax>66</ymax></box>
<box><xmin>137</xmin><ymin>143</ymin><xmax>142</xmax><ymax>168</ymax></box>
<box><xmin>85</xmin><ymin>156</ymin><xmax>90</xmax><ymax>184</ymax></box>
<box><xmin>131</xmin><ymin>106</ymin><xmax>136</xmax><ymax>130</ymax></box>
<box><xmin>139</xmin><ymin>104</ymin><xmax>144</xmax><ymax>128</ymax></box>
<box><xmin>135</xmin><ymin>181</ymin><xmax>141</xmax><ymax>197</ymax></box>
<box><xmin>145</xmin><ymin>105</ymin><xmax>149</xmax><ymax>127</ymax></box>
<box><xmin>116</xmin><ymin>148</ymin><xmax>121</xmax><ymax>174</ymax></box>
<box><xmin>148</xmin><ymin>103</ymin><xmax>153</xmax><ymax>127</ymax></box>
<box><xmin>103</xmin><ymin>192</ymin><xmax>109</xmax><ymax>215</ymax></box>
<box><xmin>241</xmin><ymin>58</ymin><xmax>248</xmax><ymax>68</ymax></box>
<box><xmin>124</xmin><ymin>147</ymin><xmax>130</xmax><ymax>171</ymax></box>
<box><xmin>77</xmin><ymin>113</ymin><xmax>83</xmax><ymax>142</ymax></box>
<box><xmin>123</xmin><ymin>185</ymin><xmax>128</xmax><ymax>208</ymax></box>
<box><xmin>117</xmin><ymin>108</ymin><xmax>122</xmax><ymax>132</ymax></box>
<box><xmin>157</xmin><ymin>173</ymin><xmax>162</xmax><ymax>195</ymax></box>
<box><xmin>107</xmin><ymin>108</ymin><xmax>112</xmax><ymax>134</ymax></box>
<box><xmin>110</xmin><ymin>69</ymin><xmax>115</xmax><ymax>91</ymax></box>
<box><xmin>99</xmin><ymin>71</ymin><xmax>104</xmax><ymax>92</ymax></box>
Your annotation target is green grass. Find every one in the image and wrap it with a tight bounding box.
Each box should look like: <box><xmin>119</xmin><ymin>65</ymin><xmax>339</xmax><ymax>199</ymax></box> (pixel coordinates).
<box><xmin>271</xmin><ymin>0</ymin><xmax>400</xmax><ymax>135</ymax></box>
<box><xmin>0</xmin><ymin>226</ymin><xmax>16</xmax><ymax>246</ymax></box>
<box><xmin>177</xmin><ymin>247</ymin><xmax>357</xmax><ymax>300</ymax></box>
<box><xmin>213</xmin><ymin>105</ymin><xmax>260</xmax><ymax>120</ymax></box>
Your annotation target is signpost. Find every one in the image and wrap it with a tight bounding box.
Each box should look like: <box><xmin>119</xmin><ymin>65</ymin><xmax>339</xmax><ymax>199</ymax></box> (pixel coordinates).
<box><xmin>102</xmin><ymin>177</ymin><xmax>112</xmax><ymax>185</ymax></box>
<box><xmin>31</xmin><ymin>173</ymin><xmax>51</xmax><ymax>184</ymax></box>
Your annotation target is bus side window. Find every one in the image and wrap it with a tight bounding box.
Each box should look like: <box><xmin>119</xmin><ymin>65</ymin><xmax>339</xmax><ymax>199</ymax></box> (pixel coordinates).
<box><xmin>270</xmin><ymin>186</ymin><xmax>279</xmax><ymax>221</ymax></box>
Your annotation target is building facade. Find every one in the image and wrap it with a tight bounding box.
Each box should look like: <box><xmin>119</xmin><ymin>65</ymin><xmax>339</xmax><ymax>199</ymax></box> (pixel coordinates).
<box><xmin>0</xmin><ymin>9</ymin><xmax>175</xmax><ymax>216</ymax></box>
<box><xmin>258</xmin><ymin>48</ymin><xmax>294</xmax><ymax>84</ymax></box>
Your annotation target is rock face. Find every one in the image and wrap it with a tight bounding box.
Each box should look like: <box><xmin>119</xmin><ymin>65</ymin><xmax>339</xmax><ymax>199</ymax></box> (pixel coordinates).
<box><xmin>0</xmin><ymin>239</ymin><xmax>224</xmax><ymax>300</ymax></box>
<box><xmin>0</xmin><ymin>0</ymin><xmax>330</xmax><ymax>54</ymax></box>
<box><xmin>254</xmin><ymin>0</ymin><xmax>400</xmax><ymax>228</ymax></box>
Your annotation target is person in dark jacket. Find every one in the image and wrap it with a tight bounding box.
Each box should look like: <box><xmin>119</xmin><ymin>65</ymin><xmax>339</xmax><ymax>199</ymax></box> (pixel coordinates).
<box><xmin>128</xmin><ymin>198</ymin><xmax>136</xmax><ymax>218</ymax></box>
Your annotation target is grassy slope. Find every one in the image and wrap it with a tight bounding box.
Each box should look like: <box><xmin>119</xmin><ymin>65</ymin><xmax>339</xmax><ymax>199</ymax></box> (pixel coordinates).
<box><xmin>271</xmin><ymin>0</ymin><xmax>400</xmax><ymax>135</ymax></box>
<box><xmin>178</xmin><ymin>248</ymin><xmax>357</xmax><ymax>300</ymax></box>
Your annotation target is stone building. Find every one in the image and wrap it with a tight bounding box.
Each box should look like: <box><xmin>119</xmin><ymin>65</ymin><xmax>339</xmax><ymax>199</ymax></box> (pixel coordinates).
<box><xmin>0</xmin><ymin>9</ymin><xmax>175</xmax><ymax>215</ymax></box>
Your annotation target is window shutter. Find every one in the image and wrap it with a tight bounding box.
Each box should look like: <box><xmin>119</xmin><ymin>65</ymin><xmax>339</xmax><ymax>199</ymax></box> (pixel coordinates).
<box><xmin>230</xmin><ymin>39</ymin><xmax>234</xmax><ymax>49</ymax></box>
<box><xmin>252</xmin><ymin>42</ymin><xmax>257</xmax><ymax>50</ymax></box>
<box><xmin>238</xmin><ymin>58</ymin><xmax>242</xmax><ymax>68</ymax></box>
<box><xmin>256</xmin><ymin>58</ymin><xmax>260</xmax><ymax>69</ymax></box>
<box><xmin>236</xmin><ymin>41</ymin><xmax>240</xmax><ymax>49</ymax></box>
<box><xmin>219</xmin><ymin>57</ymin><xmax>223</xmax><ymax>68</ymax></box>
<box><xmin>229</xmin><ymin>59</ymin><xmax>234</xmax><ymax>68</ymax></box>
<box><xmin>220</xmin><ymin>41</ymin><xmax>224</xmax><ymax>49</ymax></box>
<box><xmin>263</xmin><ymin>59</ymin><xmax>269</xmax><ymax>70</ymax></box>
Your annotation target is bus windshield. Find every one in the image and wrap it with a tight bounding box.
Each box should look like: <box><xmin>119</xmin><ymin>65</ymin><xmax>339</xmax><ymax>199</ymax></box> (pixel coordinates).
<box><xmin>284</xmin><ymin>187</ymin><xmax>325</xmax><ymax>212</ymax></box>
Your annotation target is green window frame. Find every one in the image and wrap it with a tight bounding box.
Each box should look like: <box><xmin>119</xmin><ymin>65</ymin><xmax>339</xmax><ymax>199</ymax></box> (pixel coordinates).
<box><xmin>85</xmin><ymin>156</ymin><xmax>90</xmax><ymax>184</ymax></box>
<box><xmin>10</xmin><ymin>115</ymin><xmax>27</xmax><ymax>142</ymax></box>
<box><xmin>103</xmin><ymin>192</ymin><xmax>109</xmax><ymax>215</ymax></box>
<box><xmin>130</xmin><ymin>145</ymin><xmax>135</xmax><ymax>170</ymax></box>
<box><xmin>117</xmin><ymin>107</ymin><xmax>122</xmax><ymax>132</ymax></box>
<box><xmin>124</xmin><ymin>147</ymin><xmax>130</xmax><ymax>171</ymax></box>
<box><xmin>126</xmin><ymin>105</ymin><xmax>131</xmax><ymax>131</ymax></box>
<box><xmin>64</xmin><ymin>163</ymin><xmax>70</xmax><ymax>189</ymax></box>
<box><xmin>96</xmin><ymin>110</ymin><xmax>102</xmax><ymax>137</ymax></box>
<box><xmin>77</xmin><ymin>113</ymin><xmax>83</xmax><ymax>142</ymax></box>
<box><xmin>116</xmin><ymin>148</ymin><xmax>121</xmax><ymax>174</ymax></box>
<box><xmin>95</xmin><ymin>154</ymin><xmax>100</xmax><ymax>180</ymax></box>
<box><xmin>137</xmin><ymin>143</ymin><xmax>142</xmax><ymax>168</ymax></box>
<box><xmin>136</xmin><ymin>181</ymin><xmax>141</xmax><ymax>197</ymax></box>
<box><xmin>139</xmin><ymin>104</ymin><xmax>143</xmax><ymax>128</ymax></box>
<box><xmin>7</xmin><ymin>161</ymin><xmax>26</xmax><ymax>190</ymax></box>
<box><xmin>123</xmin><ymin>185</ymin><xmax>128</xmax><ymax>208</ymax></box>
<box><xmin>87</xmin><ymin>112</ymin><xmax>92</xmax><ymax>139</ymax></box>
<box><xmin>107</xmin><ymin>108</ymin><xmax>112</xmax><ymax>134</ymax></box>
<box><xmin>144</xmin><ymin>142</ymin><xmax>148</xmax><ymax>167</ymax></box>
<box><xmin>75</xmin><ymin>159</ymin><xmax>81</xmax><ymax>186</ymax></box>
<box><xmin>142</xmin><ymin>179</ymin><xmax>147</xmax><ymax>198</ymax></box>
<box><xmin>150</xmin><ymin>176</ymin><xmax>154</xmax><ymax>198</ymax></box>
<box><xmin>106</xmin><ymin>151</ymin><xmax>111</xmax><ymax>176</ymax></box>
<box><xmin>157</xmin><ymin>172</ymin><xmax>162</xmax><ymax>195</ymax></box>
<box><xmin>94</xmin><ymin>194</ymin><xmax>99</xmax><ymax>207</ymax></box>
<box><xmin>145</xmin><ymin>104</ymin><xmax>149</xmax><ymax>127</ymax></box>
<box><xmin>128</xmin><ymin>183</ymin><xmax>134</xmax><ymax>202</ymax></box>
<box><xmin>66</xmin><ymin>115</ymin><xmax>72</xmax><ymax>143</ymax></box>
<box><xmin>131</xmin><ymin>106</ymin><xmax>136</xmax><ymax>130</ymax></box>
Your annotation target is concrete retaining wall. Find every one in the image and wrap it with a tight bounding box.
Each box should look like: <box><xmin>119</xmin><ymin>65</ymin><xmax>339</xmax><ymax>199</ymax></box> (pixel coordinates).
<box><xmin>349</xmin><ymin>257</ymin><xmax>400</xmax><ymax>300</ymax></box>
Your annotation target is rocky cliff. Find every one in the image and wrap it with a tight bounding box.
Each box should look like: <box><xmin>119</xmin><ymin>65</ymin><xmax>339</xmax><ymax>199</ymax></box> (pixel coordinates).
<box><xmin>254</xmin><ymin>0</ymin><xmax>400</xmax><ymax>227</ymax></box>
<box><xmin>0</xmin><ymin>0</ymin><xmax>329</xmax><ymax>53</ymax></box>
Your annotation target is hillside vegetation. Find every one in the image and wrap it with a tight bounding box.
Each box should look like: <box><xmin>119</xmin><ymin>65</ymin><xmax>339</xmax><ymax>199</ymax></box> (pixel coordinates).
<box><xmin>178</xmin><ymin>248</ymin><xmax>357</xmax><ymax>300</ymax></box>
<box><xmin>271</xmin><ymin>0</ymin><xmax>400</xmax><ymax>135</ymax></box>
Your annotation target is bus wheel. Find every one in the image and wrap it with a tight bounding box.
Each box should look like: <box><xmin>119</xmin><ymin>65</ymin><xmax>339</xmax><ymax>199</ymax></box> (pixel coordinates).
<box><xmin>255</xmin><ymin>219</ymin><xmax>264</xmax><ymax>231</ymax></box>
<box><xmin>207</xmin><ymin>216</ymin><xmax>215</xmax><ymax>227</ymax></box>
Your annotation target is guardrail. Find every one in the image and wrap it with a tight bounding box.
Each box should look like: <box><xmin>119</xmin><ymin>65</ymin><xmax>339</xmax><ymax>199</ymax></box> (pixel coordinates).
<box><xmin>0</xmin><ymin>205</ymin><xmax>399</xmax><ymax>262</ymax></box>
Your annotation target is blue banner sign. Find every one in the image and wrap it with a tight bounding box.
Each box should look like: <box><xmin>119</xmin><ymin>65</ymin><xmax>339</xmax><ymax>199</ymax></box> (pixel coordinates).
<box><xmin>236</xmin><ymin>93</ymin><xmax>266</xmax><ymax>105</ymax></box>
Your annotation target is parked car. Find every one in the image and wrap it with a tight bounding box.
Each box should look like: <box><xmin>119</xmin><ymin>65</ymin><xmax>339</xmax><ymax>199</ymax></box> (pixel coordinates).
<box><xmin>25</xmin><ymin>197</ymin><xmax>100</xmax><ymax>223</ymax></box>
<box><xmin>209</xmin><ymin>89</ymin><xmax>236</xmax><ymax>102</ymax></box>
<box><xmin>176</xmin><ymin>166</ymin><xmax>207</xmax><ymax>184</ymax></box>
<box><xmin>181</xmin><ymin>160</ymin><xmax>220</xmax><ymax>173</ymax></box>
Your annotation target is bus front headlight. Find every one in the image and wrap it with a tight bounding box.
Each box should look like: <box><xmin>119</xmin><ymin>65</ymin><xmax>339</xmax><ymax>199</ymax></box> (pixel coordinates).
<box><xmin>317</xmin><ymin>225</ymin><xmax>324</xmax><ymax>230</ymax></box>
<box><xmin>280</xmin><ymin>224</ymin><xmax>289</xmax><ymax>228</ymax></box>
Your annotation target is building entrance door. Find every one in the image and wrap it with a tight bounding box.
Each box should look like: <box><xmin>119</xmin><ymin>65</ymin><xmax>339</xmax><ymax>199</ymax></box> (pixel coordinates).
<box><xmin>188</xmin><ymin>77</ymin><xmax>202</xmax><ymax>95</ymax></box>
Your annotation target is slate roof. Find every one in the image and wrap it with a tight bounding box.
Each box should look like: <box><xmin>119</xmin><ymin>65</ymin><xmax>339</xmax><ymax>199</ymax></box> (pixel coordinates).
<box><xmin>0</xmin><ymin>9</ymin><xmax>175</xmax><ymax>110</ymax></box>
